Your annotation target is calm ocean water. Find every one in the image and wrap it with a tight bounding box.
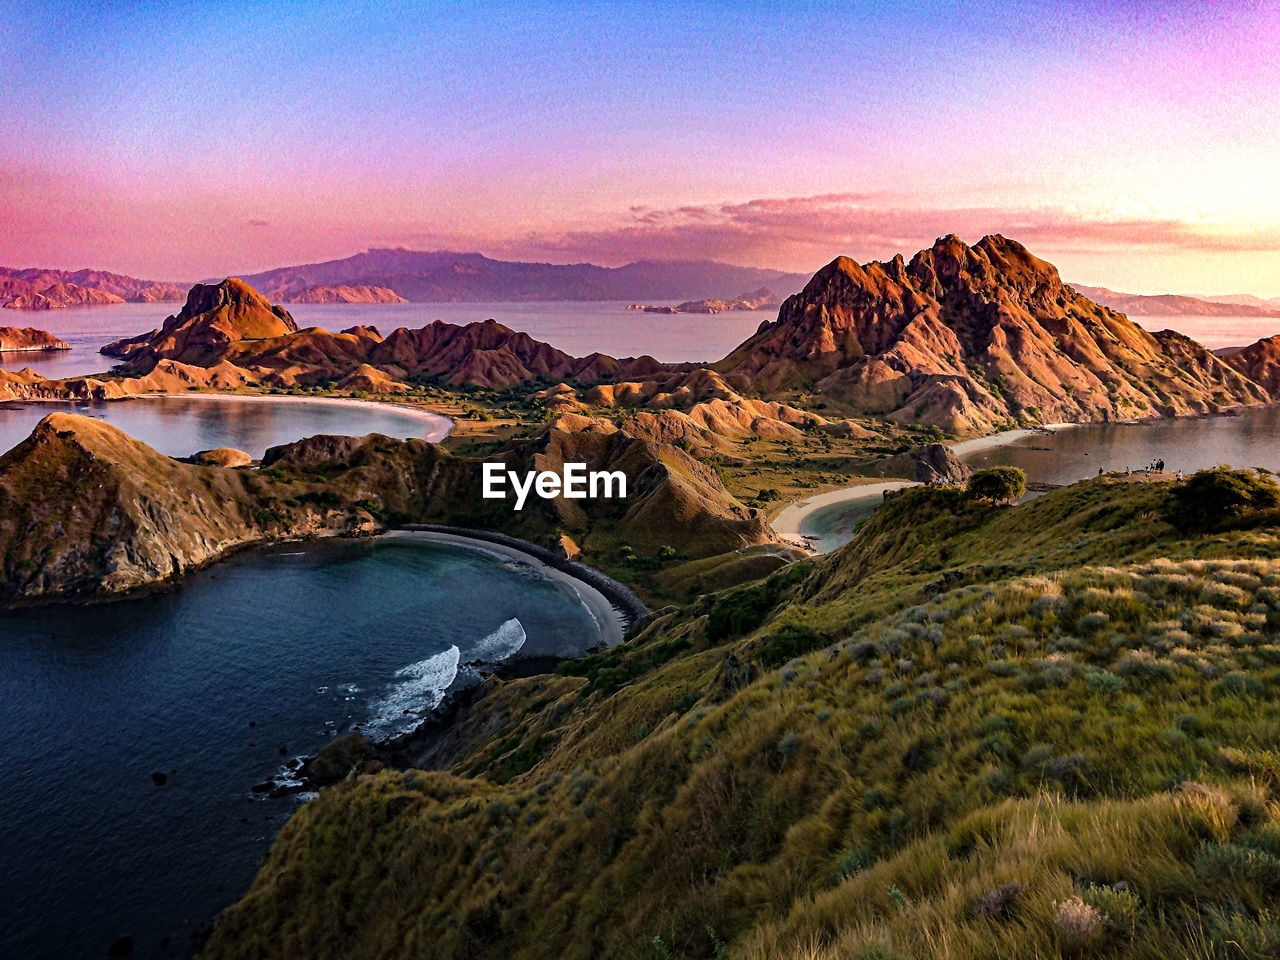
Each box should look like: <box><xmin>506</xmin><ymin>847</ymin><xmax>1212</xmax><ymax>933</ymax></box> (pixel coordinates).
<box><xmin>0</xmin><ymin>300</ymin><xmax>772</xmax><ymax>378</ymax></box>
<box><xmin>0</xmin><ymin>395</ymin><xmax>450</xmax><ymax>459</ymax></box>
<box><xmin>4</xmin><ymin>303</ymin><xmax>1274</xmax><ymax>379</ymax></box>
<box><xmin>800</xmin><ymin>405</ymin><xmax>1280</xmax><ymax>553</ymax></box>
<box><xmin>0</xmin><ymin>537</ymin><xmax>604</xmax><ymax>959</ymax></box>
<box><xmin>961</xmin><ymin>404</ymin><xmax>1280</xmax><ymax>482</ymax></box>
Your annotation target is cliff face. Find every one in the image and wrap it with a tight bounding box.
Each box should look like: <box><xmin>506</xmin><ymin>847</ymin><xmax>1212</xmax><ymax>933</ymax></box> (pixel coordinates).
<box><xmin>0</xmin><ymin>414</ymin><xmax>270</xmax><ymax>602</ymax></box>
<box><xmin>1222</xmin><ymin>334</ymin><xmax>1280</xmax><ymax>394</ymax></box>
<box><xmin>0</xmin><ymin>327</ymin><xmax>70</xmax><ymax>351</ymax></box>
<box><xmin>716</xmin><ymin>235</ymin><xmax>1268</xmax><ymax>434</ymax></box>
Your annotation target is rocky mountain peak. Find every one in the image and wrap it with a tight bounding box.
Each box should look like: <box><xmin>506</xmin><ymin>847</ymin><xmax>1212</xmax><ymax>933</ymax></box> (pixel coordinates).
<box><xmin>717</xmin><ymin>235</ymin><xmax>1267</xmax><ymax>434</ymax></box>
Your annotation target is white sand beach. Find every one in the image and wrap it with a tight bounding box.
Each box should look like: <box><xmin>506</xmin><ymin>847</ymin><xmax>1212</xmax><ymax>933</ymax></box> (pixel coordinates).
<box><xmin>771</xmin><ymin>480</ymin><xmax>917</xmax><ymax>549</ymax></box>
<box><xmin>771</xmin><ymin>424</ymin><xmax>1077</xmax><ymax>553</ymax></box>
<box><xmin>139</xmin><ymin>392</ymin><xmax>454</xmax><ymax>442</ymax></box>
<box><xmin>384</xmin><ymin>529</ymin><xmax>627</xmax><ymax>647</ymax></box>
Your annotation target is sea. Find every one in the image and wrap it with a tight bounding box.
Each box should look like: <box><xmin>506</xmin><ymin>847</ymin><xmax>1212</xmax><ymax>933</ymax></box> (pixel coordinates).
<box><xmin>0</xmin><ymin>300</ymin><xmax>773</xmax><ymax>383</ymax></box>
<box><xmin>0</xmin><ymin>537</ymin><xmax>606</xmax><ymax>959</ymax></box>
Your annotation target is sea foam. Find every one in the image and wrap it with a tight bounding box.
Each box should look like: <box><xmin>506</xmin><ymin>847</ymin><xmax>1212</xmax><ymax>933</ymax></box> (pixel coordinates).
<box><xmin>364</xmin><ymin>644</ymin><xmax>461</xmax><ymax>736</ymax></box>
<box><xmin>467</xmin><ymin>618</ymin><xmax>527</xmax><ymax>664</ymax></box>
<box><xmin>363</xmin><ymin>619</ymin><xmax>528</xmax><ymax>737</ymax></box>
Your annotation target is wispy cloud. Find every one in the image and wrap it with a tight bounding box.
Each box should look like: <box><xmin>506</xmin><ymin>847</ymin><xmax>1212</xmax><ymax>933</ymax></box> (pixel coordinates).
<box><xmin>484</xmin><ymin>194</ymin><xmax>1280</xmax><ymax>270</ymax></box>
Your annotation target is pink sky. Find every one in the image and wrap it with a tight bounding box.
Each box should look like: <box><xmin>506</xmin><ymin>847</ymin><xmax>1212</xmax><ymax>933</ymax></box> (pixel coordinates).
<box><xmin>2</xmin><ymin>2</ymin><xmax>1279</xmax><ymax>295</ymax></box>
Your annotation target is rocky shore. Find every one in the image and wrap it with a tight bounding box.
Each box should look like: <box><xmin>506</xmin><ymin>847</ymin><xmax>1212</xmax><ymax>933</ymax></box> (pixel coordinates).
<box><xmin>0</xmin><ymin>326</ymin><xmax>70</xmax><ymax>351</ymax></box>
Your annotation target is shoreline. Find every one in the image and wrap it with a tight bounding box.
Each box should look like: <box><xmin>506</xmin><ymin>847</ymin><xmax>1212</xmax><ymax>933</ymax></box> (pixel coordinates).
<box><xmin>132</xmin><ymin>391</ymin><xmax>455</xmax><ymax>443</ymax></box>
<box><xmin>770</xmin><ymin>423</ymin><xmax>1078</xmax><ymax>553</ymax></box>
<box><xmin>391</xmin><ymin>525</ymin><xmax>646</xmax><ymax>645</ymax></box>
<box><xmin>771</xmin><ymin>481</ymin><xmax>915</xmax><ymax>549</ymax></box>
<box><xmin>0</xmin><ymin>389</ymin><xmax>455</xmax><ymax>444</ymax></box>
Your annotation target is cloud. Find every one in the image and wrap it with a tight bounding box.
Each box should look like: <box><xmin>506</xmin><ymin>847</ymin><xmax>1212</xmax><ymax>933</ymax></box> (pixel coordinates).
<box><xmin>247</xmin><ymin>218</ymin><xmax>270</xmax><ymax>228</ymax></box>
<box><xmin>483</xmin><ymin>193</ymin><xmax>1280</xmax><ymax>271</ymax></box>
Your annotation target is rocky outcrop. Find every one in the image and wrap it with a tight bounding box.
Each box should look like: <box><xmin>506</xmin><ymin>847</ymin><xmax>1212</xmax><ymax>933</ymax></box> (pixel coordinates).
<box><xmin>716</xmin><ymin>235</ymin><xmax>1269</xmax><ymax>434</ymax></box>
<box><xmin>121</xmin><ymin>278</ymin><xmax>299</xmax><ymax>369</ymax></box>
<box><xmin>284</xmin><ymin>285</ymin><xmax>408</xmax><ymax>304</ymax></box>
<box><xmin>1222</xmin><ymin>335</ymin><xmax>1280</xmax><ymax>394</ymax></box>
<box><xmin>0</xmin><ymin>414</ymin><xmax>272</xmax><ymax>602</ymax></box>
<box><xmin>192</xmin><ymin>447</ymin><xmax>253</xmax><ymax>468</ymax></box>
<box><xmin>100</xmin><ymin>329</ymin><xmax>159</xmax><ymax>360</ymax></box>
<box><xmin>877</xmin><ymin>443</ymin><xmax>970</xmax><ymax>484</ymax></box>
<box><xmin>0</xmin><ymin>327</ymin><xmax>70</xmax><ymax>351</ymax></box>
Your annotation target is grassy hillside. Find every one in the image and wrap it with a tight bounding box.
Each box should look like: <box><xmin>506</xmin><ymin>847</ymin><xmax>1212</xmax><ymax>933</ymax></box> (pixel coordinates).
<box><xmin>203</xmin><ymin>473</ymin><xmax>1280</xmax><ymax>960</ymax></box>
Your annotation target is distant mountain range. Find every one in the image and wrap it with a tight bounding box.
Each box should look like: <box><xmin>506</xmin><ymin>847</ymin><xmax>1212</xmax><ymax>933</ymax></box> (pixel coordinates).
<box><xmin>4</xmin><ymin>251</ymin><xmax>1280</xmax><ymax>318</ymax></box>
<box><xmin>0</xmin><ymin>266</ymin><xmax>187</xmax><ymax>309</ymax></box>
<box><xmin>1200</xmin><ymin>292</ymin><xmax>1280</xmax><ymax>309</ymax></box>
<box><xmin>1068</xmin><ymin>283</ymin><xmax>1280</xmax><ymax>318</ymax></box>
<box><xmin>234</xmin><ymin>249</ymin><xmax>812</xmax><ymax>303</ymax></box>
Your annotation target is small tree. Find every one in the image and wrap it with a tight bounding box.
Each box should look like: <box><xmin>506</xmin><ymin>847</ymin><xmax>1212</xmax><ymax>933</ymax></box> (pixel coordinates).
<box><xmin>966</xmin><ymin>466</ymin><xmax>1026</xmax><ymax>503</ymax></box>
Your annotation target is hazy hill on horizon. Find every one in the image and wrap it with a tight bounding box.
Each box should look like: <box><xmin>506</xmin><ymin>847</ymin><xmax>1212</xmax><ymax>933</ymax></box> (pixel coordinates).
<box><xmin>232</xmin><ymin>248</ymin><xmax>812</xmax><ymax>303</ymax></box>
<box><xmin>1069</xmin><ymin>282</ymin><xmax>1280</xmax><ymax>318</ymax></box>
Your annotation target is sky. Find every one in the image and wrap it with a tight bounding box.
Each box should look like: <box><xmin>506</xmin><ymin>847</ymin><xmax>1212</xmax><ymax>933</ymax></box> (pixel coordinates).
<box><xmin>1</xmin><ymin>0</ymin><xmax>1278</xmax><ymax>294</ymax></box>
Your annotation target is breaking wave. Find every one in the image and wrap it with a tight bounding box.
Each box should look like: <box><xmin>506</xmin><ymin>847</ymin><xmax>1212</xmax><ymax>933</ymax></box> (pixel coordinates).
<box><xmin>362</xmin><ymin>619</ymin><xmax>527</xmax><ymax>738</ymax></box>
<box><xmin>364</xmin><ymin>644</ymin><xmax>461</xmax><ymax>736</ymax></box>
<box><xmin>466</xmin><ymin>618</ymin><xmax>526</xmax><ymax>664</ymax></box>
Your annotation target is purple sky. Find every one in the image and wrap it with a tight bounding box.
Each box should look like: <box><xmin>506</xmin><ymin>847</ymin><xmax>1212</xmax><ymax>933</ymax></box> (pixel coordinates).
<box><xmin>2</xmin><ymin>1</ymin><xmax>1278</xmax><ymax>294</ymax></box>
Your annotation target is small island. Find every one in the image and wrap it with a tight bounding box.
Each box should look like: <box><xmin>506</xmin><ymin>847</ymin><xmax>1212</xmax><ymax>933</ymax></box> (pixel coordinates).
<box><xmin>281</xmin><ymin>284</ymin><xmax>408</xmax><ymax>304</ymax></box>
<box><xmin>627</xmin><ymin>286</ymin><xmax>780</xmax><ymax>314</ymax></box>
<box><xmin>0</xmin><ymin>326</ymin><xmax>71</xmax><ymax>351</ymax></box>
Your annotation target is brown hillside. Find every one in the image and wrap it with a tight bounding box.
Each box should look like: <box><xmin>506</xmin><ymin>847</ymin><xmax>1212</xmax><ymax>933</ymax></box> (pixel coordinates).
<box><xmin>716</xmin><ymin>235</ymin><xmax>1267</xmax><ymax>433</ymax></box>
<box><xmin>123</xmin><ymin>278</ymin><xmax>300</xmax><ymax>368</ymax></box>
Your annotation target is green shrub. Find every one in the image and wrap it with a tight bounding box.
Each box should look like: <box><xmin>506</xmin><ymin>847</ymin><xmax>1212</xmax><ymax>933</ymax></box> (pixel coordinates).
<box><xmin>1169</xmin><ymin>467</ymin><xmax>1280</xmax><ymax>531</ymax></box>
<box><xmin>752</xmin><ymin>624</ymin><xmax>824</xmax><ymax>670</ymax></box>
<box><xmin>966</xmin><ymin>467</ymin><xmax>1027</xmax><ymax>502</ymax></box>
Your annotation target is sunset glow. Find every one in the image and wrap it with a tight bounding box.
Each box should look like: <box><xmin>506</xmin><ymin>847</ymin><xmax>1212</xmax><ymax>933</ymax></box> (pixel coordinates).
<box><xmin>2</xmin><ymin>0</ymin><xmax>1279</xmax><ymax>293</ymax></box>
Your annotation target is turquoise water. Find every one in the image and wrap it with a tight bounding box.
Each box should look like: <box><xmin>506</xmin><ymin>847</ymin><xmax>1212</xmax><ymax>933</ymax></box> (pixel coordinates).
<box><xmin>799</xmin><ymin>495</ymin><xmax>897</xmax><ymax>554</ymax></box>
<box><xmin>0</xmin><ymin>395</ymin><xmax>450</xmax><ymax>459</ymax></box>
<box><xmin>0</xmin><ymin>538</ymin><xmax>606</xmax><ymax>959</ymax></box>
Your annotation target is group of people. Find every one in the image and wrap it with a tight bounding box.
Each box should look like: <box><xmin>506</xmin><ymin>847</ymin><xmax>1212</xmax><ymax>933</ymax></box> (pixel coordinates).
<box><xmin>1099</xmin><ymin>458</ymin><xmax>1184</xmax><ymax>481</ymax></box>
